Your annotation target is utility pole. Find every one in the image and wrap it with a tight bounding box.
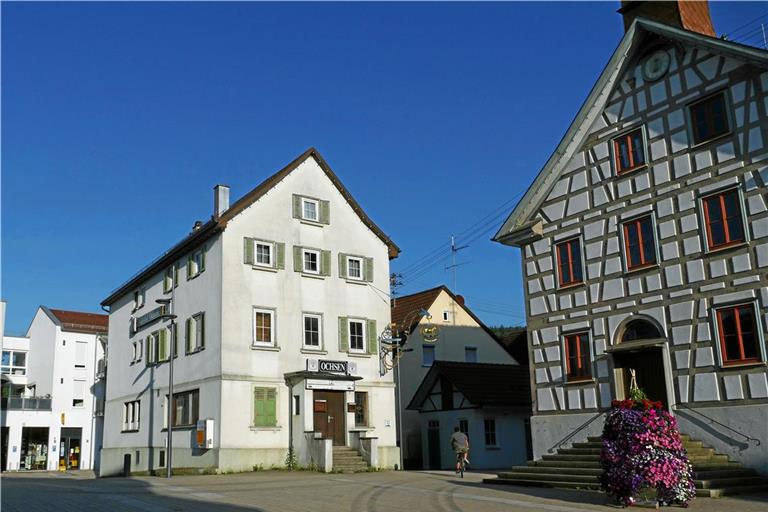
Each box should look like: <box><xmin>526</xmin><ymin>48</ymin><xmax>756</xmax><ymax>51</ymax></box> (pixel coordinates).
<box><xmin>445</xmin><ymin>235</ymin><xmax>468</xmax><ymax>322</ymax></box>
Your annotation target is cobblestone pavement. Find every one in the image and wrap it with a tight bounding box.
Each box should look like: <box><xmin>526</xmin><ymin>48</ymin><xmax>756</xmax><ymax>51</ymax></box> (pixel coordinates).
<box><xmin>3</xmin><ymin>469</ymin><xmax>768</xmax><ymax>512</ymax></box>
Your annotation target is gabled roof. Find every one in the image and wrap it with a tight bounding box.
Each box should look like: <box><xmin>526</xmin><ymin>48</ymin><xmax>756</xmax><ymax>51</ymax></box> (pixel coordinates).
<box><xmin>493</xmin><ymin>18</ymin><xmax>768</xmax><ymax>246</ymax></box>
<box><xmin>391</xmin><ymin>285</ymin><xmax>510</xmax><ymax>355</ymax></box>
<box><xmin>102</xmin><ymin>147</ymin><xmax>400</xmax><ymax>306</ymax></box>
<box><xmin>406</xmin><ymin>361</ymin><xmax>531</xmax><ymax>410</ymax></box>
<box><xmin>45</xmin><ymin>307</ymin><xmax>108</xmax><ymax>334</ymax></box>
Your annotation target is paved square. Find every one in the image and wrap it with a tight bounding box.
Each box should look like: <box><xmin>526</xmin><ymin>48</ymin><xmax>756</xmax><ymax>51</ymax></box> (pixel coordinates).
<box><xmin>2</xmin><ymin>470</ymin><xmax>768</xmax><ymax>512</ymax></box>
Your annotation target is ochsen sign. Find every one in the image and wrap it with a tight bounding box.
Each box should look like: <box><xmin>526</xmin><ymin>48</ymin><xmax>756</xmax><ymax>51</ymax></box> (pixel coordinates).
<box><xmin>318</xmin><ymin>360</ymin><xmax>348</xmax><ymax>374</ymax></box>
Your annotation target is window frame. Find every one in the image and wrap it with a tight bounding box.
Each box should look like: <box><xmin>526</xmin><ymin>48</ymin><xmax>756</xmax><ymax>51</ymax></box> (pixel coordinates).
<box><xmin>422</xmin><ymin>344</ymin><xmax>435</xmax><ymax>367</ymax></box>
<box><xmin>133</xmin><ymin>288</ymin><xmax>145</xmax><ymax>311</ymax></box>
<box><xmin>354</xmin><ymin>391</ymin><xmax>368</xmax><ymax>427</ymax></box>
<box><xmin>464</xmin><ymin>346</ymin><xmax>478</xmax><ymax>363</ymax></box>
<box><xmin>254</xmin><ymin>241</ymin><xmax>274</xmax><ymax>268</ymax></box>
<box><xmin>186</xmin><ymin>312</ymin><xmax>205</xmax><ymax>354</ymax></box>
<box><xmin>348</xmin><ymin>319</ymin><xmax>367</xmax><ymax>353</ymax></box>
<box><xmin>699</xmin><ymin>186</ymin><xmax>748</xmax><ymax>252</ymax></box>
<box><xmin>302</xmin><ymin>313</ymin><xmax>323</xmax><ymax>350</ymax></box>
<box><xmin>620</xmin><ymin>213</ymin><xmax>659</xmax><ymax>271</ymax></box>
<box><xmin>252</xmin><ymin>307</ymin><xmax>276</xmax><ymax>347</ymax></box>
<box><xmin>554</xmin><ymin>236</ymin><xmax>585</xmax><ymax>289</ymax></box>
<box><xmin>563</xmin><ymin>331</ymin><xmax>593</xmax><ymax>382</ymax></box>
<box><xmin>163</xmin><ymin>265</ymin><xmax>176</xmax><ymax>293</ymax></box>
<box><xmin>713</xmin><ymin>301</ymin><xmax>766</xmax><ymax>367</ymax></box>
<box><xmin>346</xmin><ymin>256</ymin><xmax>363</xmax><ymax>281</ymax></box>
<box><xmin>687</xmin><ymin>90</ymin><xmax>732</xmax><ymax>147</ymax></box>
<box><xmin>302</xmin><ymin>249</ymin><xmax>320</xmax><ymax>275</ymax></box>
<box><xmin>611</xmin><ymin>126</ymin><xmax>648</xmax><ymax>176</ymax></box>
<box><xmin>166</xmin><ymin>389</ymin><xmax>199</xmax><ymax>429</ymax></box>
<box><xmin>122</xmin><ymin>400</ymin><xmax>141</xmax><ymax>432</ymax></box>
<box><xmin>188</xmin><ymin>248</ymin><xmax>205</xmax><ymax>279</ymax></box>
<box><xmin>483</xmin><ymin>418</ymin><xmax>498</xmax><ymax>447</ymax></box>
<box><xmin>301</xmin><ymin>197</ymin><xmax>320</xmax><ymax>222</ymax></box>
<box><xmin>1</xmin><ymin>350</ymin><xmax>27</xmax><ymax>376</ymax></box>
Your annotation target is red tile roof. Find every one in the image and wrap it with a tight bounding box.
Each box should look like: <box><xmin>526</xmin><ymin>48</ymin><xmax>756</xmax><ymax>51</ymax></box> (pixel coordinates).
<box><xmin>390</xmin><ymin>286</ymin><xmax>445</xmax><ymax>333</ymax></box>
<box><xmin>48</xmin><ymin>308</ymin><xmax>108</xmax><ymax>334</ymax></box>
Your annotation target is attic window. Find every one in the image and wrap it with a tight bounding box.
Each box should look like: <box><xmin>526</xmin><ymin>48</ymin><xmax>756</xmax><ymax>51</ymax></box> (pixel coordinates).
<box><xmin>689</xmin><ymin>91</ymin><xmax>730</xmax><ymax>145</ymax></box>
<box><xmin>612</xmin><ymin>128</ymin><xmax>646</xmax><ymax>175</ymax></box>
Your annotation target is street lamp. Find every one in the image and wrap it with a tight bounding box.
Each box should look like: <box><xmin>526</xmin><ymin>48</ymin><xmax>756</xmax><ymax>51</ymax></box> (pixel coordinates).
<box><xmin>380</xmin><ymin>307</ymin><xmax>433</xmax><ymax>471</ymax></box>
<box><xmin>156</xmin><ymin>296</ymin><xmax>176</xmax><ymax>479</ymax></box>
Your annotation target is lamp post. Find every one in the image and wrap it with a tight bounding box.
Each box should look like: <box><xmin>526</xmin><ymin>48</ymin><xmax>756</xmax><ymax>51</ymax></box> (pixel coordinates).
<box><xmin>156</xmin><ymin>291</ymin><xmax>176</xmax><ymax>479</ymax></box>
<box><xmin>380</xmin><ymin>308</ymin><xmax>433</xmax><ymax>471</ymax></box>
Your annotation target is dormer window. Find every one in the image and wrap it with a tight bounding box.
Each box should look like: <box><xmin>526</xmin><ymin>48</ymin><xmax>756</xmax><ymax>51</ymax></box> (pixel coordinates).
<box><xmin>612</xmin><ymin>128</ymin><xmax>646</xmax><ymax>175</ymax></box>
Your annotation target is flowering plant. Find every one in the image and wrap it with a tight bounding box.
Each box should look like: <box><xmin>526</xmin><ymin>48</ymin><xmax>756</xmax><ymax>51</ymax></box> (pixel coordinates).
<box><xmin>600</xmin><ymin>399</ymin><xmax>695</xmax><ymax>507</ymax></box>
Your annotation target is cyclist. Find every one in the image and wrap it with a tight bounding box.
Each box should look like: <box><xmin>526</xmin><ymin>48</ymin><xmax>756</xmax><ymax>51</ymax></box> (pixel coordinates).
<box><xmin>450</xmin><ymin>426</ymin><xmax>469</xmax><ymax>473</ymax></box>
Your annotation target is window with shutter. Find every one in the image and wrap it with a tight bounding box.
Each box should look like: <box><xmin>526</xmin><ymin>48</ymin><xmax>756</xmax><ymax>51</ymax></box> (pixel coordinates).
<box><xmin>346</xmin><ymin>256</ymin><xmax>363</xmax><ymax>280</ymax></box>
<box><xmin>253</xmin><ymin>387</ymin><xmax>277</xmax><ymax>427</ymax></box>
<box><xmin>338</xmin><ymin>253</ymin><xmax>348</xmax><ymax>278</ymax></box>
<box><xmin>275</xmin><ymin>243</ymin><xmax>285</xmax><ymax>270</ymax></box>
<box><xmin>349</xmin><ymin>320</ymin><xmax>366</xmax><ymax>352</ymax></box>
<box><xmin>319</xmin><ymin>200</ymin><xmax>330</xmax><ymax>224</ymax></box>
<box><xmin>364</xmin><ymin>257</ymin><xmax>374</xmax><ymax>282</ymax></box>
<box><xmin>321</xmin><ymin>250</ymin><xmax>331</xmax><ymax>276</ymax></box>
<box><xmin>367</xmin><ymin>319</ymin><xmax>377</xmax><ymax>355</ymax></box>
<box><xmin>338</xmin><ymin>317</ymin><xmax>349</xmax><ymax>352</ymax></box>
<box><xmin>244</xmin><ymin>237</ymin><xmax>255</xmax><ymax>265</ymax></box>
<box><xmin>72</xmin><ymin>379</ymin><xmax>86</xmax><ymax>407</ymax></box>
<box><xmin>75</xmin><ymin>341</ymin><xmax>87</xmax><ymax>368</ymax></box>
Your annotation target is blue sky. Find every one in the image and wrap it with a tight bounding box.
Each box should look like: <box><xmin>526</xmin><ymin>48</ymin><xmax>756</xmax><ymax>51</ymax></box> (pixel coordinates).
<box><xmin>2</xmin><ymin>2</ymin><xmax>764</xmax><ymax>334</ymax></box>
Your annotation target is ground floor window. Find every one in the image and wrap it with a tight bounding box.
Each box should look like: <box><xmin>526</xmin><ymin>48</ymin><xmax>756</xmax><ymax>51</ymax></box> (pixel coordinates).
<box><xmin>354</xmin><ymin>391</ymin><xmax>368</xmax><ymax>427</ymax></box>
<box><xmin>484</xmin><ymin>418</ymin><xmax>497</xmax><ymax>447</ymax></box>
<box><xmin>168</xmin><ymin>389</ymin><xmax>199</xmax><ymax>428</ymax></box>
<box><xmin>253</xmin><ymin>387</ymin><xmax>277</xmax><ymax>427</ymax></box>
<box><xmin>123</xmin><ymin>400</ymin><xmax>141</xmax><ymax>431</ymax></box>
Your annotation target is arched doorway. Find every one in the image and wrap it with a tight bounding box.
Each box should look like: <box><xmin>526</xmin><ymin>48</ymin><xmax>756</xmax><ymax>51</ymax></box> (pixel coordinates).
<box><xmin>608</xmin><ymin>317</ymin><xmax>671</xmax><ymax>408</ymax></box>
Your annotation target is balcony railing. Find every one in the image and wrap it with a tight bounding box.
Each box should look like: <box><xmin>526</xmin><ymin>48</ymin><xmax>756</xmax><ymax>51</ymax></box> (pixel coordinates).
<box><xmin>1</xmin><ymin>396</ymin><xmax>52</xmax><ymax>411</ymax></box>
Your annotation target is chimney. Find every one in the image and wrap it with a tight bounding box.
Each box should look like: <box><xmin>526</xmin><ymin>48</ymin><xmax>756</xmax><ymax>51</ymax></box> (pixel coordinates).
<box><xmin>214</xmin><ymin>184</ymin><xmax>230</xmax><ymax>219</ymax></box>
<box><xmin>618</xmin><ymin>1</ymin><xmax>716</xmax><ymax>37</ymax></box>
<box><xmin>455</xmin><ymin>295</ymin><xmax>465</xmax><ymax>307</ymax></box>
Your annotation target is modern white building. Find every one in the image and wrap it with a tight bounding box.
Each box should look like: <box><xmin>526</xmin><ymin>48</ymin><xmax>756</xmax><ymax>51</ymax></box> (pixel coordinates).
<box><xmin>390</xmin><ymin>286</ymin><xmax>529</xmax><ymax>469</ymax></box>
<box><xmin>99</xmin><ymin>148</ymin><xmax>401</xmax><ymax>476</ymax></box>
<box><xmin>1</xmin><ymin>306</ymin><xmax>108</xmax><ymax>472</ymax></box>
<box><xmin>493</xmin><ymin>0</ymin><xmax>768</xmax><ymax>477</ymax></box>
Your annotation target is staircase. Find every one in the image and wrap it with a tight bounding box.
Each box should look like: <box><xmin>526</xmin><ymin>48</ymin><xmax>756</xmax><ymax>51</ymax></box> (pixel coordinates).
<box><xmin>332</xmin><ymin>446</ymin><xmax>369</xmax><ymax>473</ymax></box>
<box><xmin>485</xmin><ymin>434</ymin><xmax>768</xmax><ymax>497</ymax></box>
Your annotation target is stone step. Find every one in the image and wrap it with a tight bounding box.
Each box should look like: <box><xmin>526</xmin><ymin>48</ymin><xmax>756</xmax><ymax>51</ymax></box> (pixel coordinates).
<box><xmin>693</xmin><ymin>468</ymin><xmax>758</xmax><ymax>479</ymax></box>
<box><xmin>688</xmin><ymin>454</ymin><xmax>729</xmax><ymax>464</ymax></box>
<box><xmin>694</xmin><ymin>476</ymin><xmax>766</xmax><ymax>489</ymax></box>
<box><xmin>541</xmin><ymin>454</ymin><xmax>600</xmax><ymax>462</ymax></box>
<box><xmin>696</xmin><ymin>484</ymin><xmax>768</xmax><ymax>498</ymax></box>
<box><xmin>510</xmin><ymin>466</ymin><xmax>604</xmax><ymax>477</ymax></box>
<box><xmin>528</xmin><ymin>460</ymin><xmax>602</xmax><ymax>469</ymax></box>
<box><xmin>571</xmin><ymin>442</ymin><xmax>603</xmax><ymax>449</ymax></box>
<box><xmin>497</xmin><ymin>472</ymin><xmax>600</xmax><ymax>484</ymax></box>
<box><xmin>484</xmin><ymin>478</ymin><xmax>602</xmax><ymax>490</ymax></box>
<box><xmin>333</xmin><ymin>452</ymin><xmax>364</xmax><ymax>459</ymax></box>
<box><xmin>558</xmin><ymin>448</ymin><xmax>602</xmax><ymax>455</ymax></box>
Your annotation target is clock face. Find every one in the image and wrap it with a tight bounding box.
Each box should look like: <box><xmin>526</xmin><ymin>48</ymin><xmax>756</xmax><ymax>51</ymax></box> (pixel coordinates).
<box><xmin>642</xmin><ymin>50</ymin><xmax>670</xmax><ymax>82</ymax></box>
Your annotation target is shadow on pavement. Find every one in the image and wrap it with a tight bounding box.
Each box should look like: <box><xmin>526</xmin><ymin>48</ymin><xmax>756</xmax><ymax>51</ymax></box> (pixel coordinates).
<box><xmin>1</xmin><ymin>473</ymin><xmax>265</xmax><ymax>512</ymax></box>
<box><xmin>449</xmin><ymin>479</ymin><xmax>622</xmax><ymax>508</ymax></box>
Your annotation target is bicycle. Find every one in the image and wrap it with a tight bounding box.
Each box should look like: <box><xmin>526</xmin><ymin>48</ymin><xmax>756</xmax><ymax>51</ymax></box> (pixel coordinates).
<box><xmin>455</xmin><ymin>452</ymin><xmax>467</xmax><ymax>478</ymax></box>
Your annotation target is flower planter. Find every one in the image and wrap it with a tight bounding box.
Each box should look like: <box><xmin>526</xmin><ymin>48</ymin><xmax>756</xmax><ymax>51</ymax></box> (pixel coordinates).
<box><xmin>601</xmin><ymin>399</ymin><xmax>695</xmax><ymax>508</ymax></box>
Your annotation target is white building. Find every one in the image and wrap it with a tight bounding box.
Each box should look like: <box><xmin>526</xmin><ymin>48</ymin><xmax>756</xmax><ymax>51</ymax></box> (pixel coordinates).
<box><xmin>493</xmin><ymin>0</ymin><xmax>768</xmax><ymax>480</ymax></box>
<box><xmin>99</xmin><ymin>148</ymin><xmax>401</xmax><ymax>476</ymax></box>
<box><xmin>1</xmin><ymin>306</ymin><xmax>108</xmax><ymax>472</ymax></box>
<box><xmin>390</xmin><ymin>286</ymin><xmax>529</xmax><ymax>469</ymax></box>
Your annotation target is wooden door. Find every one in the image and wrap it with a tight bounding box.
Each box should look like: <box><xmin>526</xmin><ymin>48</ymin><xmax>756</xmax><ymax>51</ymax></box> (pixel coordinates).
<box><xmin>313</xmin><ymin>391</ymin><xmax>346</xmax><ymax>445</ymax></box>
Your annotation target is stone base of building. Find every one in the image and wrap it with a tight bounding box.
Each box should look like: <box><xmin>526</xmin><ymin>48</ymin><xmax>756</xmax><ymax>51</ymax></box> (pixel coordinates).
<box><xmin>530</xmin><ymin>412</ymin><xmax>606</xmax><ymax>461</ymax></box>
<box><xmin>99</xmin><ymin>445</ymin><xmax>401</xmax><ymax>477</ymax></box>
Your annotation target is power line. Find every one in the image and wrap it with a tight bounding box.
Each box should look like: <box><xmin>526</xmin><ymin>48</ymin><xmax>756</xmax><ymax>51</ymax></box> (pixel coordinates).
<box><xmin>721</xmin><ymin>12</ymin><xmax>768</xmax><ymax>39</ymax></box>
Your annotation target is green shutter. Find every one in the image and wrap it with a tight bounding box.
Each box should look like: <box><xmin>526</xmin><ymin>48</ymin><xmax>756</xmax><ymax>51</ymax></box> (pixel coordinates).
<box><xmin>292</xmin><ymin>195</ymin><xmax>302</xmax><ymax>219</ymax></box>
<box><xmin>187</xmin><ymin>255</ymin><xmax>193</xmax><ymax>279</ymax></box>
<box><xmin>338</xmin><ymin>317</ymin><xmax>349</xmax><ymax>352</ymax></box>
<box><xmin>364</xmin><ymin>257</ymin><xmax>374</xmax><ymax>282</ymax></box>
<box><xmin>145</xmin><ymin>338</ymin><xmax>151</xmax><ymax>366</ymax></box>
<box><xmin>367</xmin><ymin>319</ymin><xmax>377</xmax><ymax>355</ymax></box>
<box><xmin>172</xmin><ymin>324</ymin><xmax>178</xmax><ymax>358</ymax></box>
<box><xmin>159</xmin><ymin>330</ymin><xmax>168</xmax><ymax>361</ymax></box>
<box><xmin>200</xmin><ymin>314</ymin><xmax>205</xmax><ymax>349</ymax></box>
<box><xmin>293</xmin><ymin>246</ymin><xmax>303</xmax><ymax>272</ymax></box>
<box><xmin>174</xmin><ymin>264</ymin><xmax>179</xmax><ymax>288</ymax></box>
<box><xmin>338</xmin><ymin>253</ymin><xmax>347</xmax><ymax>279</ymax></box>
<box><xmin>254</xmin><ymin>389</ymin><xmax>265</xmax><ymax>426</ymax></box>
<box><xmin>185</xmin><ymin>318</ymin><xmax>192</xmax><ymax>354</ymax></box>
<box><xmin>276</xmin><ymin>243</ymin><xmax>285</xmax><ymax>270</ymax></box>
<box><xmin>321</xmin><ymin>250</ymin><xmax>331</xmax><ymax>276</ymax></box>
<box><xmin>320</xmin><ymin>200</ymin><xmax>330</xmax><ymax>224</ymax></box>
<box><xmin>244</xmin><ymin>237</ymin><xmax>254</xmax><ymax>265</ymax></box>
<box><xmin>200</xmin><ymin>247</ymin><xmax>206</xmax><ymax>272</ymax></box>
<box><xmin>266</xmin><ymin>389</ymin><xmax>277</xmax><ymax>426</ymax></box>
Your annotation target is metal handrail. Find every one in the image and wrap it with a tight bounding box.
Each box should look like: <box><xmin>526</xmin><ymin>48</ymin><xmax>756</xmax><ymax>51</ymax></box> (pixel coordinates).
<box><xmin>547</xmin><ymin>411</ymin><xmax>606</xmax><ymax>453</ymax></box>
<box><xmin>675</xmin><ymin>403</ymin><xmax>761</xmax><ymax>446</ymax></box>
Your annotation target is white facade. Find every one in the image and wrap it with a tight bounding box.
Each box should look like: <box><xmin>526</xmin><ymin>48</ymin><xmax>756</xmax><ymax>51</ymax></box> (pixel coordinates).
<box><xmin>100</xmin><ymin>149</ymin><xmax>400</xmax><ymax>476</ymax></box>
<box><xmin>392</xmin><ymin>287</ymin><xmax>522</xmax><ymax>468</ymax></box>
<box><xmin>1</xmin><ymin>306</ymin><xmax>107</xmax><ymax>472</ymax></box>
<box><xmin>494</xmin><ymin>19</ymin><xmax>768</xmax><ymax>472</ymax></box>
